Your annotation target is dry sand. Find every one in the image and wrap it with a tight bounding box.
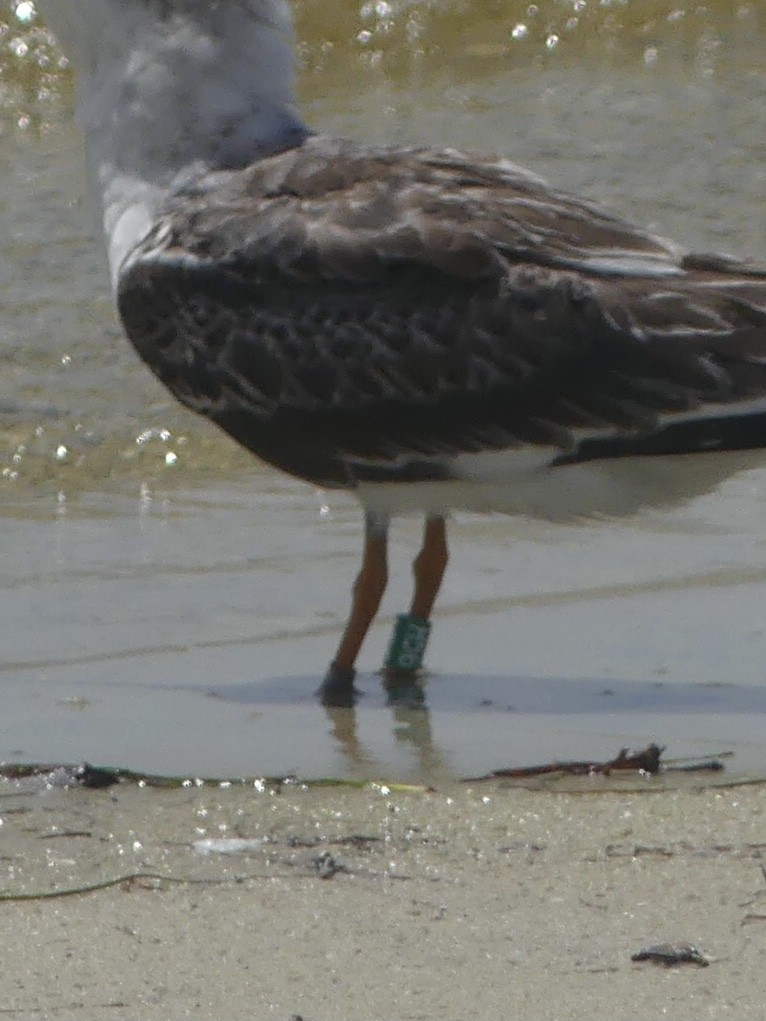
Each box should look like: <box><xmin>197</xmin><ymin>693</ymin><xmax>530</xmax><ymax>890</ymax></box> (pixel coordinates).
<box><xmin>1</xmin><ymin>771</ymin><xmax>765</xmax><ymax>1019</ymax></box>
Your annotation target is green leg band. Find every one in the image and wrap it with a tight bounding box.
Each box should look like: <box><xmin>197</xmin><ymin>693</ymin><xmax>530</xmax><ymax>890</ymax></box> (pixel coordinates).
<box><xmin>385</xmin><ymin>614</ymin><xmax>431</xmax><ymax>672</ymax></box>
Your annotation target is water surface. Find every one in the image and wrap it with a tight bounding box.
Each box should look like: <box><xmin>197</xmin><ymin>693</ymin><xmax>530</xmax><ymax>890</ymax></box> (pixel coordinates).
<box><xmin>2</xmin><ymin>1</ymin><xmax>766</xmax><ymax>780</ymax></box>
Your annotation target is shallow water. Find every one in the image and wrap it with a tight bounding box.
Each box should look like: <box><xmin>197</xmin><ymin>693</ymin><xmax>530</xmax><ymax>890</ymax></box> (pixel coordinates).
<box><xmin>2</xmin><ymin>1</ymin><xmax>766</xmax><ymax>780</ymax></box>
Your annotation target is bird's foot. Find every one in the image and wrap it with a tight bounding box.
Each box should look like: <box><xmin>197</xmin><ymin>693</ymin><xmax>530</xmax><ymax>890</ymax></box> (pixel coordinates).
<box><xmin>317</xmin><ymin>663</ymin><xmax>360</xmax><ymax>707</ymax></box>
<box><xmin>382</xmin><ymin>666</ymin><xmax>426</xmax><ymax>708</ymax></box>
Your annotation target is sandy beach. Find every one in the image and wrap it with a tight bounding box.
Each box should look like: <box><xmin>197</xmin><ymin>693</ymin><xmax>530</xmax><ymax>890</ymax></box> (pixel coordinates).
<box><xmin>1</xmin><ymin>771</ymin><xmax>765</xmax><ymax>1019</ymax></box>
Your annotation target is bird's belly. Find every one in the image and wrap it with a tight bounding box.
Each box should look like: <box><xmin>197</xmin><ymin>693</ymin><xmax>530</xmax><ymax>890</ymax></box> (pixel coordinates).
<box><xmin>355</xmin><ymin>447</ymin><xmax>766</xmax><ymax>521</ymax></box>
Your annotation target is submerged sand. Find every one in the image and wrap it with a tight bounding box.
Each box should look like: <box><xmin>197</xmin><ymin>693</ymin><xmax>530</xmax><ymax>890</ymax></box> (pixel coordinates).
<box><xmin>1</xmin><ymin>773</ymin><xmax>765</xmax><ymax>1020</ymax></box>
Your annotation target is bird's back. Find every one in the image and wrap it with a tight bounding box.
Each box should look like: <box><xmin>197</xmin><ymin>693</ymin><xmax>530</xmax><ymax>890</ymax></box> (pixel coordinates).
<box><xmin>117</xmin><ymin>136</ymin><xmax>766</xmax><ymax>504</ymax></box>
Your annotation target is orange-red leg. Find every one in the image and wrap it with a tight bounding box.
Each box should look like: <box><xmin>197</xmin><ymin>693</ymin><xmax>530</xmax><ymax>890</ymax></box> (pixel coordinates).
<box><xmin>383</xmin><ymin>515</ymin><xmax>448</xmax><ymax>693</ymax></box>
<box><xmin>320</xmin><ymin>512</ymin><xmax>389</xmax><ymax>703</ymax></box>
<box><xmin>319</xmin><ymin>513</ymin><xmax>448</xmax><ymax>704</ymax></box>
<box><xmin>409</xmin><ymin>515</ymin><xmax>448</xmax><ymax>621</ymax></box>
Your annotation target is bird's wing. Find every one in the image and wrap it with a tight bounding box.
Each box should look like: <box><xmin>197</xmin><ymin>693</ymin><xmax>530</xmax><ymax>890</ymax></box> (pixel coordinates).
<box><xmin>117</xmin><ymin>136</ymin><xmax>766</xmax><ymax>486</ymax></box>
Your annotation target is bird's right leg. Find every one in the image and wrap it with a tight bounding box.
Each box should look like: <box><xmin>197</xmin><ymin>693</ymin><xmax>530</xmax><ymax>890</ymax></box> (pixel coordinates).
<box><xmin>318</xmin><ymin>510</ymin><xmax>389</xmax><ymax>705</ymax></box>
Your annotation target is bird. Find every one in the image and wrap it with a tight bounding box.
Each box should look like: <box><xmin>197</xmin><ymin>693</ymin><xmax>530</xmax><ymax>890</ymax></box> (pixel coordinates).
<box><xmin>36</xmin><ymin>0</ymin><xmax>766</xmax><ymax>706</ymax></box>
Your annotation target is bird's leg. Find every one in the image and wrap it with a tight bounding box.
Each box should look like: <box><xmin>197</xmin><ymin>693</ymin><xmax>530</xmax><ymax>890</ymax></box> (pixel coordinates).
<box><xmin>409</xmin><ymin>515</ymin><xmax>449</xmax><ymax>621</ymax></box>
<box><xmin>384</xmin><ymin>515</ymin><xmax>448</xmax><ymax>684</ymax></box>
<box><xmin>319</xmin><ymin>511</ymin><xmax>389</xmax><ymax>704</ymax></box>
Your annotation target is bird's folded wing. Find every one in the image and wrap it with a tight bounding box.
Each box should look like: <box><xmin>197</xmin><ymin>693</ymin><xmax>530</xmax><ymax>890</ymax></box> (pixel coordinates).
<box><xmin>117</xmin><ymin>137</ymin><xmax>766</xmax><ymax>483</ymax></box>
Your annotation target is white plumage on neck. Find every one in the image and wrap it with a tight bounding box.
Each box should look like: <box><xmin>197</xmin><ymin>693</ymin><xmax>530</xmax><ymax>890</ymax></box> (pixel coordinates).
<box><xmin>36</xmin><ymin>0</ymin><xmax>305</xmax><ymax>288</ymax></box>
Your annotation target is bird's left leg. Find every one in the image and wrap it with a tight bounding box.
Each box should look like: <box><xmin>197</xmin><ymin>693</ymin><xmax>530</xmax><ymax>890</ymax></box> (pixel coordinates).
<box><xmin>384</xmin><ymin>515</ymin><xmax>448</xmax><ymax>680</ymax></box>
<box><xmin>409</xmin><ymin>515</ymin><xmax>449</xmax><ymax>621</ymax></box>
<box><xmin>319</xmin><ymin>510</ymin><xmax>389</xmax><ymax>705</ymax></box>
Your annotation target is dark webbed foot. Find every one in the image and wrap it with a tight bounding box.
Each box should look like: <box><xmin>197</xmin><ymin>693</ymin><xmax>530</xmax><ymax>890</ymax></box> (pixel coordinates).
<box><xmin>317</xmin><ymin>662</ymin><xmax>359</xmax><ymax>707</ymax></box>
<box><xmin>382</xmin><ymin>666</ymin><xmax>426</xmax><ymax>708</ymax></box>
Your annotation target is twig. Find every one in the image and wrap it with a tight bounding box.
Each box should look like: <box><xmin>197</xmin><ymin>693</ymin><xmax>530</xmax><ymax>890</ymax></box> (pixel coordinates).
<box><xmin>464</xmin><ymin>744</ymin><xmax>666</xmax><ymax>781</ymax></box>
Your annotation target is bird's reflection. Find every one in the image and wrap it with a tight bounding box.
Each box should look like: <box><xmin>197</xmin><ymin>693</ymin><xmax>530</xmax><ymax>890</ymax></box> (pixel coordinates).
<box><xmin>321</xmin><ymin>671</ymin><xmax>449</xmax><ymax>777</ymax></box>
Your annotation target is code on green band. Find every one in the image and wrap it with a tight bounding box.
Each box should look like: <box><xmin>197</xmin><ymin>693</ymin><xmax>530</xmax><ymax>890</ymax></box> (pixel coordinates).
<box><xmin>385</xmin><ymin>614</ymin><xmax>431</xmax><ymax>672</ymax></box>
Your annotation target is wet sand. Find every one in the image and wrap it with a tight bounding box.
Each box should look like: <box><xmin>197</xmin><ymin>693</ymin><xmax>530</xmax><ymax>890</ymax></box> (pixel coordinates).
<box><xmin>1</xmin><ymin>773</ymin><xmax>765</xmax><ymax>1019</ymax></box>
